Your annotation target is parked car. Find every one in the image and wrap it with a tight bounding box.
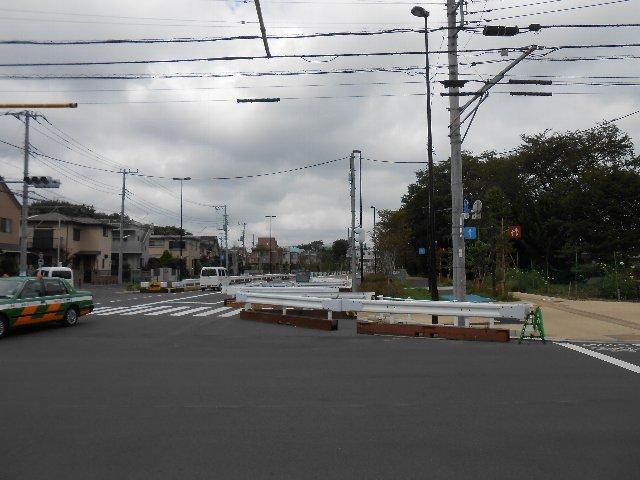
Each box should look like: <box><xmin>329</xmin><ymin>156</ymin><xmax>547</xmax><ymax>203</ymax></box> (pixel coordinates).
<box><xmin>36</xmin><ymin>266</ymin><xmax>74</xmax><ymax>284</ymax></box>
<box><xmin>0</xmin><ymin>276</ymin><xmax>94</xmax><ymax>339</ymax></box>
<box><xmin>199</xmin><ymin>266</ymin><xmax>229</xmax><ymax>291</ymax></box>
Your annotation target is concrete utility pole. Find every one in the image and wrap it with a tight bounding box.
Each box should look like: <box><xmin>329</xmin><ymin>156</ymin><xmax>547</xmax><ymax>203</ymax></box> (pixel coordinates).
<box><xmin>370</xmin><ymin>205</ymin><xmax>377</xmax><ymax>274</ymax></box>
<box><xmin>239</xmin><ymin>221</ymin><xmax>247</xmax><ymax>272</ymax></box>
<box><xmin>223</xmin><ymin>206</ymin><xmax>229</xmax><ymax>270</ymax></box>
<box><xmin>354</xmin><ymin>149</ymin><xmax>364</xmax><ymax>284</ymax></box>
<box><xmin>118</xmin><ymin>169</ymin><xmax>138</xmax><ymax>285</ymax></box>
<box><xmin>20</xmin><ymin>112</ymin><xmax>30</xmax><ymax>276</ymax></box>
<box><xmin>349</xmin><ymin>151</ymin><xmax>357</xmax><ymax>292</ymax></box>
<box><xmin>1</xmin><ymin>103</ymin><xmax>76</xmax><ymax>276</ymax></box>
<box><xmin>265</xmin><ymin>215</ymin><xmax>276</xmax><ymax>274</ymax></box>
<box><xmin>446</xmin><ymin>0</ymin><xmax>465</xmax><ymax>319</ymax></box>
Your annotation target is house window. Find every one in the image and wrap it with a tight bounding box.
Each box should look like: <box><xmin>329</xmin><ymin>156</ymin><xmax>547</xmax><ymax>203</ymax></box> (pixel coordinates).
<box><xmin>103</xmin><ymin>226</ymin><xmax>109</xmax><ymax>237</ymax></box>
<box><xmin>149</xmin><ymin>239</ymin><xmax>164</xmax><ymax>247</ymax></box>
<box><xmin>0</xmin><ymin>217</ymin><xmax>11</xmax><ymax>233</ymax></box>
<box><xmin>73</xmin><ymin>228</ymin><xmax>81</xmax><ymax>241</ymax></box>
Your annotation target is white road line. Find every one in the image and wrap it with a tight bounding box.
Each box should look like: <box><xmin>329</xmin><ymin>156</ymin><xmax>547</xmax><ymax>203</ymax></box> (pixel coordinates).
<box><xmin>193</xmin><ymin>307</ymin><xmax>230</xmax><ymax>317</ymax></box>
<box><xmin>171</xmin><ymin>306</ymin><xmax>212</xmax><ymax>316</ymax></box>
<box><xmin>218</xmin><ymin>308</ymin><xmax>242</xmax><ymax>318</ymax></box>
<box><xmin>557</xmin><ymin>342</ymin><xmax>640</xmax><ymax>374</ymax></box>
<box><xmin>144</xmin><ymin>306</ymin><xmax>192</xmax><ymax>316</ymax></box>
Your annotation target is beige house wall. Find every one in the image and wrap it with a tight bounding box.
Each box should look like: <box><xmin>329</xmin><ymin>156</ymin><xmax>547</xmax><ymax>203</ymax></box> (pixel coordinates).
<box><xmin>0</xmin><ymin>186</ymin><xmax>20</xmax><ymax>249</ymax></box>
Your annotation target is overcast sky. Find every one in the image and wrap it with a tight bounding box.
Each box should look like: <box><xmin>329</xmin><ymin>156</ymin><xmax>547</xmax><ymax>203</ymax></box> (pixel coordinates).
<box><xmin>0</xmin><ymin>0</ymin><xmax>638</xmax><ymax>247</ymax></box>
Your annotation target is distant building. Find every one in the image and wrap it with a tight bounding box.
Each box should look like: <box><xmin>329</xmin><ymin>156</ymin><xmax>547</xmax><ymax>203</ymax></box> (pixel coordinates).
<box><xmin>248</xmin><ymin>237</ymin><xmax>283</xmax><ymax>272</ymax></box>
<box><xmin>109</xmin><ymin>220</ymin><xmax>154</xmax><ymax>281</ymax></box>
<box><xmin>148</xmin><ymin>234</ymin><xmax>202</xmax><ymax>276</ymax></box>
<box><xmin>0</xmin><ymin>180</ymin><xmax>21</xmax><ymax>274</ymax></box>
<box><xmin>27</xmin><ymin>212</ymin><xmax>115</xmax><ymax>284</ymax></box>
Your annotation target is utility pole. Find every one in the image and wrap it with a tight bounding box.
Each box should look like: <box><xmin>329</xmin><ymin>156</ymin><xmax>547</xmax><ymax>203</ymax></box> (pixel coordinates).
<box><xmin>118</xmin><ymin>169</ymin><xmax>138</xmax><ymax>284</ymax></box>
<box><xmin>446</xmin><ymin>0</ymin><xmax>465</xmax><ymax>321</ymax></box>
<box><xmin>20</xmin><ymin>112</ymin><xmax>31</xmax><ymax>276</ymax></box>
<box><xmin>223</xmin><ymin>206</ymin><xmax>229</xmax><ymax>270</ymax></box>
<box><xmin>265</xmin><ymin>215</ymin><xmax>276</xmax><ymax>274</ymax></box>
<box><xmin>356</xmin><ymin>150</ymin><xmax>364</xmax><ymax>283</ymax></box>
<box><xmin>370</xmin><ymin>205</ymin><xmax>377</xmax><ymax>274</ymax></box>
<box><xmin>1</xmin><ymin>103</ymin><xmax>77</xmax><ymax>275</ymax></box>
<box><xmin>349</xmin><ymin>151</ymin><xmax>357</xmax><ymax>292</ymax></box>
<box><xmin>239</xmin><ymin>221</ymin><xmax>246</xmax><ymax>272</ymax></box>
<box><xmin>442</xmin><ymin>3</ymin><xmax>536</xmax><ymax>323</ymax></box>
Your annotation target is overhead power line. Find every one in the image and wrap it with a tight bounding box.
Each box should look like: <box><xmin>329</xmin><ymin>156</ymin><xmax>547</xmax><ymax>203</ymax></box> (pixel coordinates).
<box><xmin>0</xmin><ymin>28</ymin><xmax>450</xmax><ymax>46</ymax></box>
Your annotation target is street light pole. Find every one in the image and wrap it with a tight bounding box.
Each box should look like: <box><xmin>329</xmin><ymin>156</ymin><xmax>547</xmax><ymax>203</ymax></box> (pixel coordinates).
<box><xmin>412</xmin><ymin>5</ymin><xmax>439</xmax><ymax>323</ymax></box>
<box><xmin>173</xmin><ymin>177</ymin><xmax>191</xmax><ymax>280</ymax></box>
<box><xmin>265</xmin><ymin>215</ymin><xmax>276</xmax><ymax>274</ymax></box>
<box><xmin>370</xmin><ymin>205</ymin><xmax>377</xmax><ymax>274</ymax></box>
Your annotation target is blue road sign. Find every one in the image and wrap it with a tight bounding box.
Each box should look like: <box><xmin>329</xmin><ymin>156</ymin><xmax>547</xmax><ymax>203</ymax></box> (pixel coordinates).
<box><xmin>463</xmin><ymin>226</ymin><xmax>477</xmax><ymax>240</ymax></box>
<box><xmin>418</xmin><ymin>247</ymin><xmax>426</xmax><ymax>255</ymax></box>
<box><xmin>463</xmin><ymin>199</ymin><xmax>470</xmax><ymax>213</ymax></box>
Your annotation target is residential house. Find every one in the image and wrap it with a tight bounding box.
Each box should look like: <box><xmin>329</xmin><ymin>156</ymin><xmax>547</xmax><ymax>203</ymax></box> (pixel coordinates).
<box><xmin>109</xmin><ymin>220</ymin><xmax>154</xmax><ymax>281</ymax></box>
<box><xmin>148</xmin><ymin>234</ymin><xmax>202</xmax><ymax>277</ymax></box>
<box><xmin>0</xmin><ymin>180</ymin><xmax>20</xmax><ymax>274</ymax></box>
<box><xmin>248</xmin><ymin>237</ymin><xmax>283</xmax><ymax>272</ymax></box>
<box><xmin>27</xmin><ymin>212</ymin><xmax>115</xmax><ymax>284</ymax></box>
<box><xmin>198</xmin><ymin>235</ymin><xmax>221</xmax><ymax>264</ymax></box>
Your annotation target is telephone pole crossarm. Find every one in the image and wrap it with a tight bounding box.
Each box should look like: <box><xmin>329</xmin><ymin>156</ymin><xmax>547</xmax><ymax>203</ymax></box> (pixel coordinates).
<box><xmin>458</xmin><ymin>46</ymin><xmax>538</xmax><ymax>115</ymax></box>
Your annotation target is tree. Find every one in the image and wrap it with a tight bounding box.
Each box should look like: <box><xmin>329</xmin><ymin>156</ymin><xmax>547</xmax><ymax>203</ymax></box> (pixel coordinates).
<box><xmin>154</xmin><ymin>225</ymin><xmax>191</xmax><ymax>236</ymax></box>
<box><xmin>373</xmin><ymin>209</ymin><xmax>413</xmax><ymax>275</ymax></box>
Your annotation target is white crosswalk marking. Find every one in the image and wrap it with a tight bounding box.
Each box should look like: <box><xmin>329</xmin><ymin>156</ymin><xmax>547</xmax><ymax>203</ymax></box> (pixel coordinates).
<box><xmin>218</xmin><ymin>308</ymin><xmax>242</xmax><ymax>318</ymax></box>
<box><xmin>144</xmin><ymin>306</ymin><xmax>191</xmax><ymax>316</ymax></box>
<box><xmin>171</xmin><ymin>306</ymin><xmax>211</xmax><ymax>316</ymax></box>
<box><xmin>95</xmin><ymin>304</ymin><xmax>155</xmax><ymax>315</ymax></box>
<box><xmin>121</xmin><ymin>305</ymin><xmax>171</xmax><ymax>315</ymax></box>
<box><xmin>193</xmin><ymin>307</ymin><xmax>230</xmax><ymax>317</ymax></box>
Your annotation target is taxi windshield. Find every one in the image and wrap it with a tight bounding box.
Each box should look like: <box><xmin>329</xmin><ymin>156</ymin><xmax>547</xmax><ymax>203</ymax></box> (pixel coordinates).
<box><xmin>0</xmin><ymin>278</ymin><xmax>24</xmax><ymax>298</ymax></box>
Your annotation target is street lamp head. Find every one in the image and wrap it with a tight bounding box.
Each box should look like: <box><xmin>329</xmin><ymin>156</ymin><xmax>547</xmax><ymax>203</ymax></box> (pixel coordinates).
<box><xmin>411</xmin><ymin>6</ymin><xmax>429</xmax><ymax>18</ymax></box>
<box><xmin>185</xmin><ymin>177</ymin><xmax>191</xmax><ymax>181</ymax></box>
<box><xmin>352</xmin><ymin>149</ymin><xmax>361</xmax><ymax>154</ymax></box>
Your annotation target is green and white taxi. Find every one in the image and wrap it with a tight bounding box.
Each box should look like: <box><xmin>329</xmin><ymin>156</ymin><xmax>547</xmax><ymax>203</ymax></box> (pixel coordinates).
<box><xmin>0</xmin><ymin>276</ymin><xmax>94</xmax><ymax>339</ymax></box>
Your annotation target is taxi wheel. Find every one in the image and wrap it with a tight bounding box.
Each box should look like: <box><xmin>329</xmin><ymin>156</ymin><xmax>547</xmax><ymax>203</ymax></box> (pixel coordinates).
<box><xmin>61</xmin><ymin>307</ymin><xmax>79</xmax><ymax>327</ymax></box>
<box><xmin>0</xmin><ymin>317</ymin><xmax>8</xmax><ymax>339</ymax></box>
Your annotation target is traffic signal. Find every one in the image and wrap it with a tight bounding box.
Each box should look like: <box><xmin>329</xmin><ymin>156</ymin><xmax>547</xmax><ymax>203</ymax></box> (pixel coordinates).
<box><xmin>483</xmin><ymin>25</ymin><xmax>519</xmax><ymax>36</ymax></box>
<box><xmin>24</xmin><ymin>176</ymin><xmax>61</xmax><ymax>188</ymax></box>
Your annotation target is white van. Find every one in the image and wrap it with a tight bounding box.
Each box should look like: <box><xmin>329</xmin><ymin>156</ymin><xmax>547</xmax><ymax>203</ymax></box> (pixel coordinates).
<box><xmin>199</xmin><ymin>267</ymin><xmax>229</xmax><ymax>291</ymax></box>
<box><xmin>36</xmin><ymin>267</ymin><xmax>74</xmax><ymax>284</ymax></box>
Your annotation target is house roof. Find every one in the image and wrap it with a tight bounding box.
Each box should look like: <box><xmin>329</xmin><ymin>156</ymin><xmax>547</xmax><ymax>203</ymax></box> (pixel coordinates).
<box><xmin>28</xmin><ymin>212</ymin><xmax>115</xmax><ymax>227</ymax></box>
<box><xmin>0</xmin><ymin>180</ymin><xmax>21</xmax><ymax>211</ymax></box>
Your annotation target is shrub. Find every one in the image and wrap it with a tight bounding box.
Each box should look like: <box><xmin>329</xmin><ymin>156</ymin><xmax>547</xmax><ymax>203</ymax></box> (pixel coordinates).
<box><xmin>359</xmin><ymin>274</ymin><xmax>406</xmax><ymax>297</ymax></box>
<box><xmin>506</xmin><ymin>268</ymin><xmax>548</xmax><ymax>293</ymax></box>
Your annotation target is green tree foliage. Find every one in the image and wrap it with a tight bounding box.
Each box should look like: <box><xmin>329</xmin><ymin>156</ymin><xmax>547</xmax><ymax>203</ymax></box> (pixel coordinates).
<box><xmin>372</xmin><ymin>209</ymin><xmax>414</xmax><ymax>274</ymax></box>
<box><xmin>393</xmin><ymin>123</ymin><xmax>640</xmax><ymax>281</ymax></box>
<box><xmin>153</xmin><ymin>225</ymin><xmax>191</xmax><ymax>236</ymax></box>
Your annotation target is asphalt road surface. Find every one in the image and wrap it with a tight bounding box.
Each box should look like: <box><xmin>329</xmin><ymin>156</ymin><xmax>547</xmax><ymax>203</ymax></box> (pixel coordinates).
<box><xmin>1</xmin><ymin>286</ymin><xmax>639</xmax><ymax>479</ymax></box>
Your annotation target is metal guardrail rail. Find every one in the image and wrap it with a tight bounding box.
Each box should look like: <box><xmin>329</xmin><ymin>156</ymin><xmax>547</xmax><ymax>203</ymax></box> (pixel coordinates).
<box><xmin>235</xmin><ymin>292</ymin><xmax>533</xmax><ymax>324</ymax></box>
<box><xmin>227</xmin><ymin>286</ymin><xmax>373</xmax><ymax>299</ymax></box>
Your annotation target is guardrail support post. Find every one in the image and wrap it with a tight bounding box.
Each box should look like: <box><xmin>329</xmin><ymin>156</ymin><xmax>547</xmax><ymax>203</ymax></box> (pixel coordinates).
<box><xmin>282</xmin><ymin>306</ymin><xmax>287</xmax><ymax>316</ymax></box>
<box><xmin>328</xmin><ymin>310</ymin><xmax>333</xmax><ymax>320</ymax></box>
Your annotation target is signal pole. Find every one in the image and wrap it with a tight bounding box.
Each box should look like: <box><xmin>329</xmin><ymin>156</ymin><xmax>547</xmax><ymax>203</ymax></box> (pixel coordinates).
<box><xmin>223</xmin><ymin>206</ymin><xmax>229</xmax><ymax>270</ymax></box>
<box><xmin>118</xmin><ymin>169</ymin><xmax>138</xmax><ymax>285</ymax></box>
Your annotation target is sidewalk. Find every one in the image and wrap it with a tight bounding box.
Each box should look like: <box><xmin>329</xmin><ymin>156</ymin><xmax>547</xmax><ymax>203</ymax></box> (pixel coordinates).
<box><xmin>514</xmin><ymin>292</ymin><xmax>640</xmax><ymax>342</ymax></box>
